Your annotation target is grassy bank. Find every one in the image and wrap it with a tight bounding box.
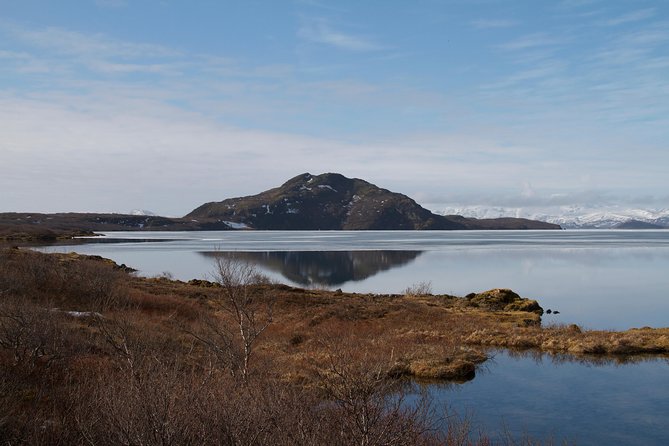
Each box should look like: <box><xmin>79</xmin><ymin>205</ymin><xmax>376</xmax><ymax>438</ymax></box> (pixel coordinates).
<box><xmin>1</xmin><ymin>248</ymin><xmax>667</xmax><ymax>444</ymax></box>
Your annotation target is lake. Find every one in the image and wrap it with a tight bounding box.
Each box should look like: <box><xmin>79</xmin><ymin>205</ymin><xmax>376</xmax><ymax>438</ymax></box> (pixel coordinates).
<box><xmin>41</xmin><ymin>229</ymin><xmax>669</xmax><ymax>444</ymax></box>
<box><xmin>45</xmin><ymin>229</ymin><xmax>669</xmax><ymax>330</ymax></box>
<box><xmin>422</xmin><ymin>350</ymin><xmax>669</xmax><ymax>445</ymax></box>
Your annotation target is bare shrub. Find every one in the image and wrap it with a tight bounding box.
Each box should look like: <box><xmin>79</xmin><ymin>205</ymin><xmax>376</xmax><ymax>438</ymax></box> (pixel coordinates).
<box><xmin>0</xmin><ymin>298</ymin><xmax>68</xmax><ymax>369</ymax></box>
<box><xmin>0</xmin><ymin>249</ymin><xmax>129</xmax><ymax>311</ymax></box>
<box><xmin>313</xmin><ymin>337</ymin><xmax>439</xmax><ymax>446</ymax></box>
<box><xmin>0</xmin><ymin>296</ymin><xmax>87</xmax><ymax>446</ymax></box>
<box><xmin>404</xmin><ymin>281</ymin><xmax>433</xmax><ymax>296</ymax></box>
<box><xmin>0</xmin><ymin>248</ymin><xmax>58</xmax><ymax>297</ymax></box>
<box><xmin>60</xmin><ymin>259</ymin><xmax>129</xmax><ymax>311</ymax></box>
<box><xmin>73</xmin><ymin>358</ymin><xmax>218</xmax><ymax>445</ymax></box>
<box><xmin>189</xmin><ymin>257</ymin><xmax>274</xmax><ymax>382</ymax></box>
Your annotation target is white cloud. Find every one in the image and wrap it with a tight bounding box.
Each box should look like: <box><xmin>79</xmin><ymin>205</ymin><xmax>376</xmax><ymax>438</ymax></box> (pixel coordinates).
<box><xmin>557</xmin><ymin>0</ymin><xmax>600</xmax><ymax>9</ymax></box>
<box><xmin>497</xmin><ymin>33</ymin><xmax>568</xmax><ymax>51</ymax></box>
<box><xmin>600</xmin><ymin>8</ymin><xmax>655</xmax><ymax>27</ymax></box>
<box><xmin>0</xmin><ymin>90</ymin><xmax>582</xmax><ymax>215</ymax></box>
<box><xmin>298</xmin><ymin>17</ymin><xmax>383</xmax><ymax>51</ymax></box>
<box><xmin>86</xmin><ymin>60</ymin><xmax>182</xmax><ymax>75</ymax></box>
<box><xmin>2</xmin><ymin>16</ymin><xmax>668</xmax><ymax>216</ymax></box>
<box><xmin>6</xmin><ymin>24</ymin><xmax>178</xmax><ymax>59</ymax></box>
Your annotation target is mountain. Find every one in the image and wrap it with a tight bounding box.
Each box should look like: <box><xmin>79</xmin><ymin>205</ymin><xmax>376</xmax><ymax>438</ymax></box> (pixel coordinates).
<box><xmin>613</xmin><ymin>220</ymin><xmax>666</xmax><ymax>229</ymax></box>
<box><xmin>435</xmin><ymin>206</ymin><xmax>669</xmax><ymax>229</ymax></box>
<box><xmin>187</xmin><ymin>173</ymin><xmax>560</xmax><ymax>230</ymax></box>
<box><xmin>201</xmin><ymin>250</ymin><xmax>422</xmax><ymax>286</ymax></box>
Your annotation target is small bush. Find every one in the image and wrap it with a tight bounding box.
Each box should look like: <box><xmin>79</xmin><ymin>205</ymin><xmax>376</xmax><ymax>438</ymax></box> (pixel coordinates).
<box><xmin>403</xmin><ymin>281</ymin><xmax>433</xmax><ymax>296</ymax></box>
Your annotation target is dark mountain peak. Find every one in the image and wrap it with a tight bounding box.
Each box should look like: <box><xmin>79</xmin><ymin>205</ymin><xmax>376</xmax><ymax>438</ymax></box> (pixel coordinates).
<box><xmin>281</xmin><ymin>172</ymin><xmax>360</xmax><ymax>194</ymax></box>
<box><xmin>280</xmin><ymin>172</ymin><xmax>314</xmax><ymax>189</ymax></box>
<box><xmin>186</xmin><ymin>173</ymin><xmax>560</xmax><ymax>230</ymax></box>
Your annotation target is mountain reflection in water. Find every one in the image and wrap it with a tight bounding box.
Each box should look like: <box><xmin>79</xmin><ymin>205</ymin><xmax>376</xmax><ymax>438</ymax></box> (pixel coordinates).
<box><xmin>200</xmin><ymin>250</ymin><xmax>423</xmax><ymax>286</ymax></box>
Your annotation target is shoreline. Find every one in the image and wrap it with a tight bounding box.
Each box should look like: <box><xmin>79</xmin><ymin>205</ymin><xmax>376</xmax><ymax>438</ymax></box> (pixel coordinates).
<box><xmin>2</xmin><ymin>248</ymin><xmax>667</xmax><ymax>382</ymax></box>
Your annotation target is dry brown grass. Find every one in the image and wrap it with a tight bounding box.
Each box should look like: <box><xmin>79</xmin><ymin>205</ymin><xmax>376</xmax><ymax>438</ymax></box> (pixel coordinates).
<box><xmin>1</xmin><ymin>248</ymin><xmax>666</xmax><ymax>444</ymax></box>
<box><xmin>465</xmin><ymin>323</ymin><xmax>669</xmax><ymax>357</ymax></box>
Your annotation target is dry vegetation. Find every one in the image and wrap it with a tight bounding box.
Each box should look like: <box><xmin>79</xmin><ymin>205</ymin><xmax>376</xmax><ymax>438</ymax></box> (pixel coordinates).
<box><xmin>1</xmin><ymin>247</ymin><xmax>667</xmax><ymax>444</ymax></box>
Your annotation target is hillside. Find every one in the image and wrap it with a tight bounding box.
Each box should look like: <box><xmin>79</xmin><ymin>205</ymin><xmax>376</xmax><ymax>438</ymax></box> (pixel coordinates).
<box><xmin>187</xmin><ymin>173</ymin><xmax>560</xmax><ymax>230</ymax></box>
<box><xmin>0</xmin><ymin>212</ymin><xmax>232</xmax><ymax>242</ymax></box>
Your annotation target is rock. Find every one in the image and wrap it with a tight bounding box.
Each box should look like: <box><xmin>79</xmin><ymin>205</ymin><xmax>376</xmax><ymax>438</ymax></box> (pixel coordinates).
<box><xmin>468</xmin><ymin>288</ymin><xmax>543</xmax><ymax>315</ymax></box>
<box><xmin>546</xmin><ymin>309</ymin><xmax>552</xmax><ymax>314</ymax></box>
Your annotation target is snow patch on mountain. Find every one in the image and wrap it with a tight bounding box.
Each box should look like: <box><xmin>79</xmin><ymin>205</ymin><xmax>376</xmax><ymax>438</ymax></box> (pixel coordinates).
<box><xmin>432</xmin><ymin>206</ymin><xmax>669</xmax><ymax>229</ymax></box>
<box><xmin>129</xmin><ymin>209</ymin><xmax>156</xmax><ymax>216</ymax></box>
<box><xmin>223</xmin><ymin>221</ymin><xmax>251</xmax><ymax>229</ymax></box>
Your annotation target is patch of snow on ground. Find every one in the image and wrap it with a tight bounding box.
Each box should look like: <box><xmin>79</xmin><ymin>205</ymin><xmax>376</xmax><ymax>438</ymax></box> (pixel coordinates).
<box><xmin>223</xmin><ymin>221</ymin><xmax>251</xmax><ymax>229</ymax></box>
<box><xmin>65</xmin><ymin>311</ymin><xmax>102</xmax><ymax>318</ymax></box>
<box><xmin>51</xmin><ymin>308</ymin><xmax>102</xmax><ymax>318</ymax></box>
<box><xmin>318</xmin><ymin>185</ymin><xmax>337</xmax><ymax>192</ymax></box>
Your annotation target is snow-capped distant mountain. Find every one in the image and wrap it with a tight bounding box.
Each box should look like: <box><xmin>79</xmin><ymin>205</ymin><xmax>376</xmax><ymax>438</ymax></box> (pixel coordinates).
<box><xmin>129</xmin><ymin>209</ymin><xmax>156</xmax><ymax>216</ymax></box>
<box><xmin>433</xmin><ymin>206</ymin><xmax>669</xmax><ymax>229</ymax></box>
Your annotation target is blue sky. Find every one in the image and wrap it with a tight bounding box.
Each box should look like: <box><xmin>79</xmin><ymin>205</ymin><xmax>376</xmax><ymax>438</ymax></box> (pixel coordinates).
<box><xmin>1</xmin><ymin>0</ymin><xmax>668</xmax><ymax>215</ymax></box>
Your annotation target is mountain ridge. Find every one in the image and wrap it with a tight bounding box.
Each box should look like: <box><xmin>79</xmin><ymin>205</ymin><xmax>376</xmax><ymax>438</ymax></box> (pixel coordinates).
<box><xmin>187</xmin><ymin>173</ymin><xmax>560</xmax><ymax>230</ymax></box>
<box><xmin>435</xmin><ymin>206</ymin><xmax>669</xmax><ymax>229</ymax></box>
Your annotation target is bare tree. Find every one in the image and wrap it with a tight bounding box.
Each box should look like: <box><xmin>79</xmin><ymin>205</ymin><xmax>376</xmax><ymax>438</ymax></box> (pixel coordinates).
<box><xmin>189</xmin><ymin>257</ymin><xmax>274</xmax><ymax>383</ymax></box>
<box><xmin>314</xmin><ymin>337</ymin><xmax>439</xmax><ymax>446</ymax></box>
<box><xmin>0</xmin><ymin>299</ymin><xmax>66</xmax><ymax>369</ymax></box>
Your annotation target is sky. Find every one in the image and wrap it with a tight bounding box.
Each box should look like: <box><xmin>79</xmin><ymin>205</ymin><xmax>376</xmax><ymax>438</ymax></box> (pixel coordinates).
<box><xmin>1</xmin><ymin>0</ymin><xmax>668</xmax><ymax>216</ymax></box>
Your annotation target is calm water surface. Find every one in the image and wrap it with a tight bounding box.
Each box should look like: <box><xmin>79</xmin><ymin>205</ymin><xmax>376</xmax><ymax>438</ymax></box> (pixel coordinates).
<box><xmin>46</xmin><ymin>229</ymin><xmax>669</xmax><ymax>329</ymax></box>
<box><xmin>42</xmin><ymin>230</ymin><xmax>669</xmax><ymax>444</ymax></box>
<box><xmin>425</xmin><ymin>350</ymin><xmax>669</xmax><ymax>445</ymax></box>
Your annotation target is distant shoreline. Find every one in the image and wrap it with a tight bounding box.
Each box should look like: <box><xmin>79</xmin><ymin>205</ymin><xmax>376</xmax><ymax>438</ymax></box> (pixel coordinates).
<box><xmin>0</xmin><ymin>210</ymin><xmax>563</xmax><ymax>244</ymax></box>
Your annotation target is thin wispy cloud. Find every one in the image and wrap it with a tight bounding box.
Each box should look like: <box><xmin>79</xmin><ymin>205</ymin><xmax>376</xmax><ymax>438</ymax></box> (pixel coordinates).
<box><xmin>496</xmin><ymin>33</ymin><xmax>568</xmax><ymax>51</ymax></box>
<box><xmin>1</xmin><ymin>1</ymin><xmax>668</xmax><ymax>214</ymax></box>
<box><xmin>0</xmin><ymin>49</ymin><xmax>30</xmax><ymax>60</ymax></box>
<box><xmin>86</xmin><ymin>60</ymin><xmax>181</xmax><ymax>75</ymax></box>
<box><xmin>471</xmin><ymin>19</ymin><xmax>518</xmax><ymax>29</ymax></box>
<box><xmin>483</xmin><ymin>60</ymin><xmax>567</xmax><ymax>90</ymax></box>
<box><xmin>600</xmin><ymin>8</ymin><xmax>655</xmax><ymax>27</ymax></box>
<box><xmin>619</xmin><ymin>24</ymin><xmax>669</xmax><ymax>46</ymax></box>
<box><xmin>95</xmin><ymin>0</ymin><xmax>127</xmax><ymax>8</ymax></box>
<box><xmin>5</xmin><ymin>24</ymin><xmax>178</xmax><ymax>59</ymax></box>
<box><xmin>298</xmin><ymin>17</ymin><xmax>383</xmax><ymax>51</ymax></box>
<box><xmin>557</xmin><ymin>0</ymin><xmax>600</xmax><ymax>9</ymax></box>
